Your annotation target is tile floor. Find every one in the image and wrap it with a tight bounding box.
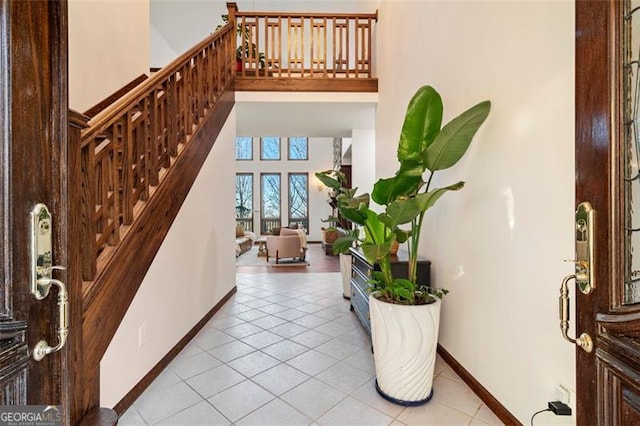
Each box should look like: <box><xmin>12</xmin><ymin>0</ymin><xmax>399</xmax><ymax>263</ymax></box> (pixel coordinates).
<box><xmin>119</xmin><ymin>273</ymin><xmax>504</xmax><ymax>425</ymax></box>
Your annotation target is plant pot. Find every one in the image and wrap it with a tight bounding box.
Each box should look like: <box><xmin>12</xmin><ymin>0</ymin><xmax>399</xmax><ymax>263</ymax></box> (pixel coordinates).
<box><xmin>339</xmin><ymin>253</ymin><xmax>352</xmax><ymax>299</ymax></box>
<box><xmin>389</xmin><ymin>240</ymin><xmax>399</xmax><ymax>255</ymax></box>
<box><xmin>236</xmin><ymin>58</ymin><xmax>243</xmax><ymax>72</ymax></box>
<box><xmin>369</xmin><ymin>294</ymin><xmax>441</xmax><ymax>405</ymax></box>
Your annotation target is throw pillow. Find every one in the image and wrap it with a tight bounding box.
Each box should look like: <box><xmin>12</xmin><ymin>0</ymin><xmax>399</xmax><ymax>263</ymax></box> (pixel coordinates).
<box><xmin>235</xmin><ymin>225</ymin><xmax>245</xmax><ymax>237</ymax></box>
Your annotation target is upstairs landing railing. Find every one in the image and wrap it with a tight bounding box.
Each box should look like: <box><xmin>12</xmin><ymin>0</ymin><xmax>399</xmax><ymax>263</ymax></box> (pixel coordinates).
<box><xmin>77</xmin><ymin>22</ymin><xmax>235</xmax><ymax>291</ymax></box>
<box><xmin>228</xmin><ymin>3</ymin><xmax>378</xmax><ymax>92</ymax></box>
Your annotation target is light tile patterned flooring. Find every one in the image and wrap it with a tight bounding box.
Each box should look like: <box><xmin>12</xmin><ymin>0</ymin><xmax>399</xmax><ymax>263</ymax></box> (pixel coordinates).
<box><xmin>120</xmin><ymin>273</ymin><xmax>504</xmax><ymax>425</ymax></box>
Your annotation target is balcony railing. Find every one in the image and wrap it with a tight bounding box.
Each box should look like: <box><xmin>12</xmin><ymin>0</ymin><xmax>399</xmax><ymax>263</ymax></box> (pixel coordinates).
<box><xmin>78</xmin><ymin>22</ymin><xmax>235</xmax><ymax>283</ymax></box>
<box><xmin>228</xmin><ymin>3</ymin><xmax>378</xmax><ymax>92</ymax></box>
<box><xmin>236</xmin><ymin>218</ymin><xmax>254</xmax><ymax>232</ymax></box>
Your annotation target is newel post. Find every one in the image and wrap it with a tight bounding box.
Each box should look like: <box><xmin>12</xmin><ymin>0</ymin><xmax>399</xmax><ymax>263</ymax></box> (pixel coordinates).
<box><xmin>226</xmin><ymin>2</ymin><xmax>238</xmax><ymax>71</ymax></box>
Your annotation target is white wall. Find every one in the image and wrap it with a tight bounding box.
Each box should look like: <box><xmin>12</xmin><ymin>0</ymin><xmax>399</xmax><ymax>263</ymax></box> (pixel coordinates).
<box><xmin>350</xmin><ymin>129</ymin><xmax>376</xmax><ymax>197</ymax></box>
<box><xmin>68</xmin><ymin>0</ymin><xmax>150</xmax><ymax>112</ymax></box>
<box><xmin>235</xmin><ymin>137</ymin><xmax>334</xmax><ymax>241</ymax></box>
<box><xmin>100</xmin><ymin>109</ymin><xmax>237</xmax><ymax>407</ymax></box>
<box><xmin>376</xmin><ymin>1</ymin><xmax>575</xmax><ymax>424</ymax></box>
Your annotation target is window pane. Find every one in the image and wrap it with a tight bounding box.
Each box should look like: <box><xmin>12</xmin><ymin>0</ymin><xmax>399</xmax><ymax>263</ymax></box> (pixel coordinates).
<box><xmin>261</xmin><ymin>137</ymin><xmax>280</xmax><ymax>160</ymax></box>
<box><xmin>235</xmin><ymin>174</ymin><xmax>253</xmax><ymax>218</ymax></box>
<box><xmin>289</xmin><ymin>174</ymin><xmax>308</xmax><ymax>231</ymax></box>
<box><xmin>235</xmin><ymin>137</ymin><xmax>253</xmax><ymax>160</ymax></box>
<box><xmin>261</xmin><ymin>174</ymin><xmax>281</xmax><ymax>234</ymax></box>
<box><xmin>288</xmin><ymin>137</ymin><xmax>308</xmax><ymax>160</ymax></box>
<box><xmin>235</xmin><ymin>174</ymin><xmax>253</xmax><ymax>231</ymax></box>
<box><xmin>261</xmin><ymin>174</ymin><xmax>280</xmax><ymax>218</ymax></box>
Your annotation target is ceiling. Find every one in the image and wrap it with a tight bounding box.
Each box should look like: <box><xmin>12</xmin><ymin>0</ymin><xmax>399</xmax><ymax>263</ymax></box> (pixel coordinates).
<box><xmin>235</xmin><ymin>101</ymin><xmax>376</xmax><ymax>137</ymax></box>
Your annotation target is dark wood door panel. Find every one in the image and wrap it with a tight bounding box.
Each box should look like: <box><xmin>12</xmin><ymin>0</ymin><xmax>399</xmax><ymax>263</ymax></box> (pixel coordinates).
<box><xmin>597</xmin><ymin>349</ymin><xmax>640</xmax><ymax>425</ymax></box>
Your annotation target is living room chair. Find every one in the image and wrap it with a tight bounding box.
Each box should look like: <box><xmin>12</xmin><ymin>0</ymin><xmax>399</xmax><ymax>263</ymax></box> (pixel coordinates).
<box><xmin>266</xmin><ymin>228</ymin><xmax>307</xmax><ymax>264</ymax></box>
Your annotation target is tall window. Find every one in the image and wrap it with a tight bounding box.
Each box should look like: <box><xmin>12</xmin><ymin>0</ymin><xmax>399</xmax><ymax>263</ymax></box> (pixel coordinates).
<box><xmin>235</xmin><ymin>136</ymin><xmax>253</xmax><ymax>160</ymax></box>
<box><xmin>261</xmin><ymin>173</ymin><xmax>281</xmax><ymax>234</ymax></box>
<box><xmin>288</xmin><ymin>137</ymin><xmax>308</xmax><ymax>160</ymax></box>
<box><xmin>235</xmin><ymin>173</ymin><xmax>253</xmax><ymax>231</ymax></box>
<box><xmin>261</xmin><ymin>137</ymin><xmax>281</xmax><ymax>160</ymax></box>
<box><xmin>288</xmin><ymin>173</ymin><xmax>309</xmax><ymax>232</ymax></box>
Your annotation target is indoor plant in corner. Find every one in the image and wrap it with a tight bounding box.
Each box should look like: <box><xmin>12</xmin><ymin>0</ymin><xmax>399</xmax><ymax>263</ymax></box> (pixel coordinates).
<box><xmin>321</xmin><ymin>85</ymin><xmax>490</xmax><ymax>405</ymax></box>
<box><xmin>315</xmin><ymin>169</ymin><xmax>359</xmax><ymax>299</ymax></box>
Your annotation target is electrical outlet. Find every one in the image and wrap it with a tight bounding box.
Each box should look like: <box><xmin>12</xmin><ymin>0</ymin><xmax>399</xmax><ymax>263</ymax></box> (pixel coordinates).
<box><xmin>138</xmin><ymin>325</ymin><xmax>147</xmax><ymax>347</ymax></box>
<box><xmin>555</xmin><ymin>384</ymin><xmax>571</xmax><ymax>405</ymax></box>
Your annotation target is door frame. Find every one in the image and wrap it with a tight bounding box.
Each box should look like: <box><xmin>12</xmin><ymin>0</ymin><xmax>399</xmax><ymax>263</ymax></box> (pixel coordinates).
<box><xmin>1</xmin><ymin>0</ymin><xmax>86</xmax><ymax>423</ymax></box>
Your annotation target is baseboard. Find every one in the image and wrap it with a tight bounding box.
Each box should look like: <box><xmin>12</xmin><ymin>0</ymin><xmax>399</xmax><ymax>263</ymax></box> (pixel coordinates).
<box><xmin>113</xmin><ymin>285</ymin><xmax>238</xmax><ymax>415</ymax></box>
<box><xmin>437</xmin><ymin>344</ymin><xmax>521</xmax><ymax>425</ymax></box>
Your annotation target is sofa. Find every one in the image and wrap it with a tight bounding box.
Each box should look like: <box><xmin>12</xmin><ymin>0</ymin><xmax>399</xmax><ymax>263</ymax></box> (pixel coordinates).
<box><xmin>266</xmin><ymin>227</ymin><xmax>307</xmax><ymax>264</ymax></box>
<box><xmin>235</xmin><ymin>225</ymin><xmax>256</xmax><ymax>257</ymax></box>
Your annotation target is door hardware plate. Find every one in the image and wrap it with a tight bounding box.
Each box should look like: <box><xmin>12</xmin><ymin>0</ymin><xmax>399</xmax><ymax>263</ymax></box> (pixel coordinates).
<box><xmin>575</xmin><ymin>202</ymin><xmax>595</xmax><ymax>294</ymax></box>
<box><xmin>30</xmin><ymin>203</ymin><xmax>53</xmax><ymax>300</ymax></box>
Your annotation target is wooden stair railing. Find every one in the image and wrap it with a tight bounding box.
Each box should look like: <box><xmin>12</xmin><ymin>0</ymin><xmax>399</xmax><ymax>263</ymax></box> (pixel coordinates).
<box><xmin>69</xmin><ymin>21</ymin><xmax>236</xmax><ymax>420</ymax></box>
<box><xmin>227</xmin><ymin>2</ymin><xmax>378</xmax><ymax>92</ymax></box>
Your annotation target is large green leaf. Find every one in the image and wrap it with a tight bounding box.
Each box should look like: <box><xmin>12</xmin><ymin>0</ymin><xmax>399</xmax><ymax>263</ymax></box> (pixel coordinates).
<box><xmin>332</xmin><ymin>235</ymin><xmax>359</xmax><ymax>254</ymax></box>
<box><xmin>362</xmin><ymin>241</ymin><xmax>392</xmax><ymax>263</ymax></box>
<box><xmin>398</xmin><ymin>86</ymin><xmax>443</xmax><ymax>163</ymax></box>
<box><xmin>371</xmin><ymin>174</ymin><xmax>422</xmax><ymax>205</ymax></box>
<box><xmin>378</xmin><ymin>198</ymin><xmax>422</xmax><ymax>228</ymax></box>
<box><xmin>339</xmin><ymin>207</ymin><xmax>367</xmax><ymax>226</ymax></box>
<box><xmin>362</xmin><ymin>208</ymin><xmax>387</xmax><ymax>244</ymax></box>
<box><xmin>414</xmin><ymin>181</ymin><xmax>465</xmax><ymax>211</ymax></box>
<box><xmin>395</xmin><ymin>229</ymin><xmax>411</xmax><ymax>243</ymax></box>
<box><xmin>315</xmin><ymin>171</ymin><xmax>341</xmax><ymax>191</ymax></box>
<box><xmin>424</xmin><ymin>100</ymin><xmax>491</xmax><ymax>171</ymax></box>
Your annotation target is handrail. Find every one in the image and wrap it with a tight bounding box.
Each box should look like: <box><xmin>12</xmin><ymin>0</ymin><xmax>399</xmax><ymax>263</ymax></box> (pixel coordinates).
<box><xmin>235</xmin><ymin>11</ymin><xmax>378</xmax><ymax>20</ymax></box>
<box><xmin>78</xmin><ymin>22</ymin><xmax>235</xmax><ymax>281</ymax></box>
<box><xmin>83</xmin><ymin>22</ymin><xmax>234</xmax><ymax>143</ymax></box>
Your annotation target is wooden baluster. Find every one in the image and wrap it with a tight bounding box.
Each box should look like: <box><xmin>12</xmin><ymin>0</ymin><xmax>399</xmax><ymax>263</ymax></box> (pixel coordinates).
<box><xmin>141</xmin><ymin>97</ymin><xmax>150</xmax><ymax>200</ymax></box>
<box><xmin>121</xmin><ymin>113</ymin><xmax>134</xmax><ymax>225</ymax></box>
<box><xmin>289</xmin><ymin>18</ymin><xmax>304</xmax><ymax>76</ymax></box>
<box><xmin>226</xmin><ymin>2</ymin><xmax>238</xmax><ymax>75</ymax></box>
<box><xmin>108</xmin><ymin>127</ymin><xmax>120</xmax><ymax>245</ymax></box>
<box><xmin>167</xmin><ymin>74</ymin><xmax>177</xmax><ymax>159</ymax></box>
<box><xmin>183</xmin><ymin>64</ymin><xmax>189</xmax><ymax>139</ymax></box>
<box><xmin>367</xmin><ymin>17</ymin><xmax>372</xmax><ymax>78</ymax></box>
<box><xmin>149</xmin><ymin>89</ymin><xmax>160</xmax><ymax>186</ymax></box>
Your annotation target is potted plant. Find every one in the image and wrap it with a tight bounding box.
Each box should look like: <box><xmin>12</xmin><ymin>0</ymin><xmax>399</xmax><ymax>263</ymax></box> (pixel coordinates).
<box><xmin>218</xmin><ymin>14</ymin><xmax>266</xmax><ymax>71</ymax></box>
<box><xmin>323</xmin><ymin>85</ymin><xmax>490</xmax><ymax>405</ymax></box>
<box><xmin>316</xmin><ymin>169</ymin><xmax>359</xmax><ymax>298</ymax></box>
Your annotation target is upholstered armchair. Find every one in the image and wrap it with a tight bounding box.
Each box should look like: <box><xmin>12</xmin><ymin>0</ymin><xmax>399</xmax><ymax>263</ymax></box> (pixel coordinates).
<box><xmin>266</xmin><ymin>228</ymin><xmax>307</xmax><ymax>264</ymax></box>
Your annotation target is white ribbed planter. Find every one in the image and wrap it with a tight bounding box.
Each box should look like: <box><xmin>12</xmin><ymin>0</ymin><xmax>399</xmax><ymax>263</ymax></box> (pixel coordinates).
<box><xmin>340</xmin><ymin>253</ymin><xmax>352</xmax><ymax>299</ymax></box>
<box><xmin>370</xmin><ymin>294</ymin><xmax>441</xmax><ymax>405</ymax></box>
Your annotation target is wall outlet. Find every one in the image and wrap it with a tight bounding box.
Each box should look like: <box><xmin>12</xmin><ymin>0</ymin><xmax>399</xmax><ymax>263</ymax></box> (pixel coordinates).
<box><xmin>555</xmin><ymin>384</ymin><xmax>571</xmax><ymax>405</ymax></box>
<box><xmin>138</xmin><ymin>325</ymin><xmax>147</xmax><ymax>347</ymax></box>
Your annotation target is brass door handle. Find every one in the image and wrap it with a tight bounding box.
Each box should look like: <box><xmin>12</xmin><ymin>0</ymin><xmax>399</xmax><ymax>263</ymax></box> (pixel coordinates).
<box><xmin>559</xmin><ymin>274</ymin><xmax>593</xmax><ymax>353</ymax></box>
<box><xmin>30</xmin><ymin>203</ymin><xmax>69</xmax><ymax>361</ymax></box>
<box><xmin>32</xmin><ymin>277</ymin><xmax>68</xmax><ymax>361</ymax></box>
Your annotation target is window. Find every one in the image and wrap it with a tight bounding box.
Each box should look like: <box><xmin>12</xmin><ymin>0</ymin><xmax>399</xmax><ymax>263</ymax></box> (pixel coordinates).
<box><xmin>288</xmin><ymin>137</ymin><xmax>308</xmax><ymax>160</ymax></box>
<box><xmin>288</xmin><ymin>173</ymin><xmax>309</xmax><ymax>232</ymax></box>
<box><xmin>261</xmin><ymin>173</ymin><xmax>281</xmax><ymax>234</ymax></box>
<box><xmin>235</xmin><ymin>173</ymin><xmax>253</xmax><ymax>231</ymax></box>
<box><xmin>260</xmin><ymin>137</ymin><xmax>281</xmax><ymax>160</ymax></box>
<box><xmin>235</xmin><ymin>137</ymin><xmax>253</xmax><ymax>160</ymax></box>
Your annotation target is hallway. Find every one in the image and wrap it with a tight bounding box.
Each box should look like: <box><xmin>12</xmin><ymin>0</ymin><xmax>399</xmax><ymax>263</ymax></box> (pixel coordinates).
<box><xmin>118</xmin><ymin>270</ymin><xmax>503</xmax><ymax>425</ymax></box>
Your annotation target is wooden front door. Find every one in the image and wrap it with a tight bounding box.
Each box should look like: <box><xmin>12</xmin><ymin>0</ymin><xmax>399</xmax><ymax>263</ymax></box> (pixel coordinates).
<box><xmin>0</xmin><ymin>0</ymin><xmax>77</xmax><ymax>422</ymax></box>
<box><xmin>576</xmin><ymin>1</ymin><xmax>640</xmax><ymax>424</ymax></box>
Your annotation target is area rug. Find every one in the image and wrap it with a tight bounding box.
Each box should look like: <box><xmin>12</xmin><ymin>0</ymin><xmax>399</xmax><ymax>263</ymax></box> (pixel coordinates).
<box><xmin>236</xmin><ymin>245</ymin><xmax>310</xmax><ymax>267</ymax></box>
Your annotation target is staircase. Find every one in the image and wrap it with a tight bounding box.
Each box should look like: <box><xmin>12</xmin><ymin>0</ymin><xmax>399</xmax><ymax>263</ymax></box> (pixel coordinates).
<box><xmin>69</xmin><ymin>3</ymin><xmax>377</xmax><ymax>422</ymax></box>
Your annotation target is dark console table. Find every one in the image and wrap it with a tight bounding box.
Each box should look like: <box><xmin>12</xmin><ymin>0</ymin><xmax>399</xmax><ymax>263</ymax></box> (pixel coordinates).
<box><xmin>349</xmin><ymin>247</ymin><xmax>431</xmax><ymax>335</ymax></box>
